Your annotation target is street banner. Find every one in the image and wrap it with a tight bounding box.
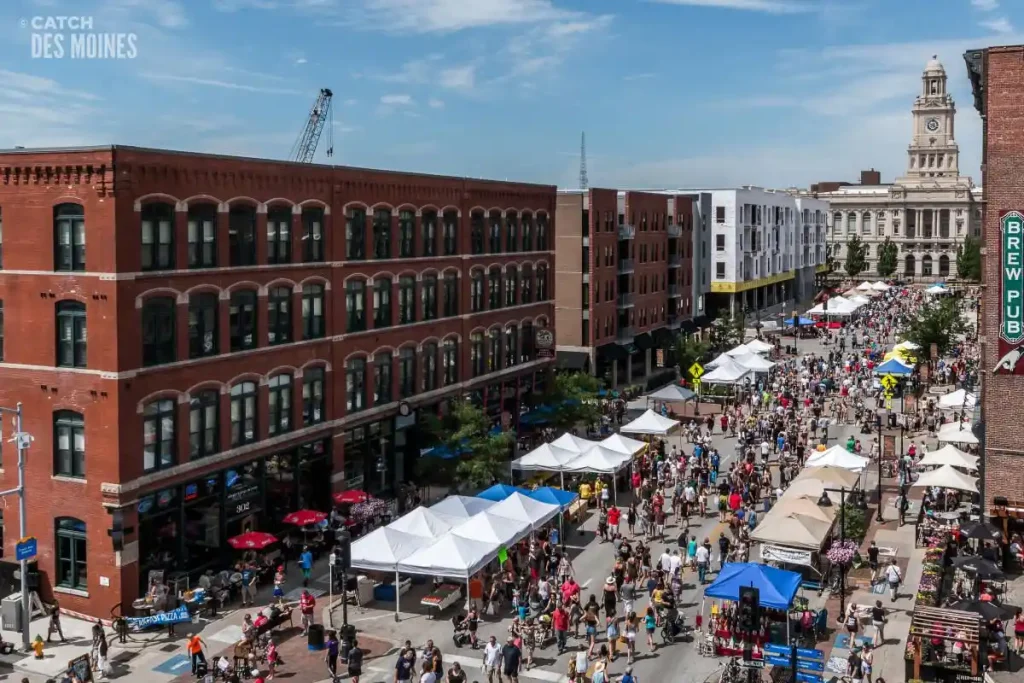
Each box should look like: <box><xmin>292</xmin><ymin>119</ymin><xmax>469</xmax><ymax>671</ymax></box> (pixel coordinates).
<box><xmin>760</xmin><ymin>544</ymin><xmax>813</xmax><ymax>566</ymax></box>
<box><xmin>996</xmin><ymin>211</ymin><xmax>1024</xmax><ymax>374</ymax></box>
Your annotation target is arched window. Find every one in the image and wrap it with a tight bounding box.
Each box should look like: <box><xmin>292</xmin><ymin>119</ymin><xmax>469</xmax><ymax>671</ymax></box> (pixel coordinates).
<box><xmin>423</xmin><ymin>342</ymin><xmax>438</xmax><ymax>392</ymax></box>
<box><xmin>268</xmin><ymin>374</ymin><xmax>292</xmax><ymax>436</ymax></box>
<box><xmin>141</xmin><ymin>203</ymin><xmax>175</xmax><ymax>271</ymax></box>
<box><xmin>302</xmin><ymin>284</ymin><xmax>325</xmax><ymax>339</ymax></box>
<box><xmin>422</xmin><ymin>210</ymin><xmax>438</xmax><ymax>257</ymax></box>
<box><xmin>421</xmin><ymin>274</ymin><xmax>438</xmax><ymax>321</ymax></box>
<box><xmin>143</xmin><ymin>398</ymin><xmax>176</xmax><ymax>472</ymax></box>
<box><xmin>442</xmin><ymin>272</ymin><xmax>458</xmax><ymax>317</ymax></box>
<box><xmin>505</xmin><ymin>267</ymin><xmax>518</xmax><ymax>307</ymax></box>
<box><xmin>53</xmin><ymin>410</ymin><xmax>85</xmax><ymax>478</ymax></box>
<box><xmin>267</xmin><ymin>286</ymin><xmax>292</xmax><ymax>345</ymax></box>
<box><xmin>536</xmin><ymin>214</ymin><xmax>549</xmax><ymax>250</ymax></box>
<box><xmin>521</xmin><ymin>212</ymin><xmax>533</xmax><ymax>251</ymax></box>
<box><xmin>188</xmin><ymin>293</ymin><xmax>218</xmax><ymax>359</ymax></box>
<box><xmin>938</xmin><ymin>254</ymin><xmax>950</xmax><ymax>277</ymax></box>
<box><xmin>230</xmin><ymin>381</ymin><xmax>258</xmax><ymax>446</ymax></box>
<box><xmin>505</xmin><ymin>324</ymin><xmax>518</xmax><ymax>367</ymax></box>
<box><xmin>506</xmin><ymin>211</ymin><xmax>518</xmax><ymax>252</ymax></box>
<box><xmin>470</xmin><ymin>212</ymin><xmax>484</xmax><ymax>255</ymax></box>
<box><xmin>373</xmin><ymin>278</ymin><xmax>390</xmax><ymax>329</ymax></box>
<box><xmin>141</xmin><ymin>297</ymin><xmax>176</xmax><ymax>366</ymax></box>
<box><xmin>55</xmin><ymin>517</ymin><xmax>87</xmax><ymax>590</ymax></box>
<box><xmin>373</xmin><ymin>209</ymin><xmax>391</xmax><ymax>259</ymax></box>
<box><xmin>346</xmin><ymin>357</ymin><xmax>367</xmax><ymax>413</ymax></box>
<box><xmin>399</xmin><ymin>347</ymin><xmax>416</xmax><ymax>398</ymax></box>
<box><xmin>303</xmin><ymin>367</ymin><xmax>325</xmax><ymax>425</ymax></box>
<box><xmin>347</xmin><ymin>278</ymin><xmax>368</xmax><ymax>332</ymax></box>
<box><xmin>443</xmin><ymin>338</ymin><xmax>459</xmax><ymax>385</ymax></box>
<box><xmin>443</xmin><ymin>210</ymin><xmax>458</xmax><ymax>256</ymax></box>
<box><xmin>489</xmin><ymin>212</ymin><xmax>502</xmax><ymax>253</ymax></box>
<box><xmin>54</xmin><ymin>203</ymin><xmax>86</xmax><ymax>271</ymax></box>
<box><xmin>229</xmin><ymin>289</ymin><xmax>258</xmax><ymax>351</ymax></box>
<box><xmin>536</xmin><ymin>264</ymin><xmax>548</xmax><ymax>300</ymax></box>
<box><xmin>904</xmin><ymin>254</ymin><xmax>916</xmax><ymax>277</ymax></box>
<box><xmin>374</xmin><ymin>352</ymin><xmax>392</xmax><ymax>405</ymax></box>
<box><xmin>399</xmin><ymin>210</ymin><xmax>415</xmax><ymax>258</ymax></box>
<box><xmin>470</xmin><ymin>271</ymin><xmax>484</xmax><ymax>312</ymax></box>
<box><xmin>487</xmin><ymin>328</ymin><xmax>501</xmax><ymax>372</ymax></box>
<box><xmin>398</xmin><ymin>276</ymin><xmax>416</xmax><ymax>324</ymax></box>
<box><xmin>488</xmin><ymin>267</ymin><xmax>501</xmax><ymax>309</ymax></box>
<box><xmin>521</xmin><ymin>266</ymin><xmax>533</xmax><ymax>303</ymax></box>
<box><xmin>346</xmin><ymin>207</ymin><xmax>366</xmax><ymax>260</ymax></box>
<box><xmin>228</xmin><ymin>205</ymin><xmax>257</xmax><ymax>266</ymax></box>
<box><xmin>267</xmin><ymin>207</ymin><xmax>292</xmax><ymax>264</ymax></box>
<box><xmin>56</xmin><ymin>301</ymin><xmax>87</xmax><ymax>368</ymax></box>
<box><xmin>921</xmin><ymin>254</ymin><xmax>934</xmax><ymax>277</ymax></box>
<box><xmin>470</xmin><ymin>332</ymin><xmax>485</xmax><ymax>377</ymax></box>
<box><xmin>189</xmin><ymin>389</ymin><xmax>219</xmax><ymax>460</ymax></box>
<box><xmin>302</xmin><ymin>207</ymin><xmax>325</xmax><ymax>263</ymax></box>
<box><xmin>187</xmin><ymin>203</ymin><xmax>217</xmax><ymax>268</ymax></box>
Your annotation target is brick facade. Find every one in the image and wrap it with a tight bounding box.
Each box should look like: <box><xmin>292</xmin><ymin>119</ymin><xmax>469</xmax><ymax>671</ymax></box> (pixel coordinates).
<box><xmin>0</xmin><ymin>146</ymin><xmax>556</xmax><ymax>618</ymax></box>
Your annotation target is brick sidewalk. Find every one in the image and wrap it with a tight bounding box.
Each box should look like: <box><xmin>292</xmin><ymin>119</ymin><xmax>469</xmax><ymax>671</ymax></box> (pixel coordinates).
<box><xmin>169</xmin><ymin>628</ymin><xmax>392</xmax><ymax>683</ymax></box>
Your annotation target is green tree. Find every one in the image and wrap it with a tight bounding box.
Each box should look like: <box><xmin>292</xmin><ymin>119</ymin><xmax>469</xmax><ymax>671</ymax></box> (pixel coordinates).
<box><xmin>533</xmin><ymin>373</ymin><xmax>603</xmax><ymax>433</ymax></box>
<box><xmin>844</xmin><ymin>235</ymin><xmax>868</xmax><ymax>278</ymax></box>
<box><xmin>876</xmin><ymin>238</ymin><xmax>899</xmax><ymax>278</ymax></box>
<box><xmin>841</xmin><ymin>503</ymin><xmax>867</xmax><ymax>543</ymax></box>
<box><xmin>956</xmin><ymin>235</ymin><xmax>982</xmax><ymax>282</ymax></box>
<box><xmin>421</xmin><ymin>399</ymin><xmax>513</xmax><ymax>492</ymax></box>
<box><xmin>825</xmin><ymin>243</ymin><xmax>837</xmax><ymax>273</ymax></box>
<box><xmin>673</xmin><ymin>334</ymin><xmax>711</xmax><ymax>375</ymax></box>
<box><xmin>905</xmin><ymin>297</ymin><xmax>968</xmax><ymax>358</ymax></box>
<box><xmin>710</xmin><ymin>312</ymin><xmax>744</xmax><ymax>350</ymax></box>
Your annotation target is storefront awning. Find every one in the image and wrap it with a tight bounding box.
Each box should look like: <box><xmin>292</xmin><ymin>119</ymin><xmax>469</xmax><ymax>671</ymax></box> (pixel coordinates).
<box><xmin>693</xmin><ymin>315</ymin><xmax>711</xmax><ymax>328</ymax></box>
<box><xmin>597</xmin><ymin>343</ymin><xmax>629</xmax><ymax>362</ymax></box>
<box><xmin>652</xmin><ymin>327</ymin><xmax>675</xmax><ymax>347</ymax></box>
<box><xmin>556</xmin><ymin>351</ymin><xmax>589</xmax><ymax>371</ymax></box>
<box><xmin>634</xmin><ymin>333</ymin><xmax>654</xmax><ymax>351</ymax></box>
<box><xmin>680</xmin><ymin>319</ymin><xmax>697</xmax><ymax>333</ymax></box>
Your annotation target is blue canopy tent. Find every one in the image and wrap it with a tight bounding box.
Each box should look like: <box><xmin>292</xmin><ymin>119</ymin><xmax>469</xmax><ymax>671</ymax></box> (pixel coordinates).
<box><xmin>525</xmin><ymin>487</ymin><xmax>578</xmax><ymax>510</ymax></box>
<box><xmin>874</xmin><ymin>357</ymin><xmax>914</xmax><ymax>376</ymax></box>
<box><xmin>420</xmin><ymin>439</ymin><xmax>472</xmax><ymax>460</ymax></box>
<box><xmin>477</xmin><ymin>483</ymin><xmax>531</xmax><ymax>502</ymax></box>
<box><xmin>784</xmin><ymin>317</ymin><xmax>815</xmax><ymax>327</ymax></box>
<box><xmin>703</xmin><ymin>562</ymin><xmax>802</xmax><ymax>610</ymax></box>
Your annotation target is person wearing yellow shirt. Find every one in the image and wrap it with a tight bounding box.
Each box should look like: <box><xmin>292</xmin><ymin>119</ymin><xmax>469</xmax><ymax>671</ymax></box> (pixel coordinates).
<box><xmin>579</xmin><ymin>482</ymin><xmax>592</xmax><ymax>502</ymax></box>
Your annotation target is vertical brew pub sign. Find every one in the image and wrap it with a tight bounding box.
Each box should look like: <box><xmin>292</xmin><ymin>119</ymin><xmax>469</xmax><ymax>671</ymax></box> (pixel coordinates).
<box><xmin>997</xmin><ymin>210</ymin><xmax>1024</xmax><ymax>374</ymax></box>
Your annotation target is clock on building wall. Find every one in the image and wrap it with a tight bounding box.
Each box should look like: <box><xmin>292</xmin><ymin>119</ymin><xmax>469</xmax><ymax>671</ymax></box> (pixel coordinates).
<box><xmin>926</xmin><ymin>118</ymin><xmax>940</xmax><ymax>132</ymax></box>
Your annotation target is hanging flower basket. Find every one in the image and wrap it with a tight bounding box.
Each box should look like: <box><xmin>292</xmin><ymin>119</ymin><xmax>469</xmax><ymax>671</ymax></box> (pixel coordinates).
<box><xmin>826</xmin><ymin>539</ymin><xmax>859</xmax><ymax>566</ymax></box>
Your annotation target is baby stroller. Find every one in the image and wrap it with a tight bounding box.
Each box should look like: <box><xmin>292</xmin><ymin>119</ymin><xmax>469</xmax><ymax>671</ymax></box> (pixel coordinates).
<box><xmin>452</xmin><ymin>613</ymin><xmax>471</xmax><ymax>648</ymax></box>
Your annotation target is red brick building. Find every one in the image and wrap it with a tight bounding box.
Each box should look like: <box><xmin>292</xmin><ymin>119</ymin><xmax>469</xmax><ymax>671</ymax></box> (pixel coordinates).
<box><xmin>554</xmin><ymin>190</ymin><xmax>697</xmax><ymax>387</ymax></box>
<box><xmin>0</xmin><ymin>146</ymin><xmax>556</xmax><ymax>618</ymax></box>
<box><xmin>965</xmin><ymin>46</ymin><xmax>1024</xmax><ymax>511</ymax></box>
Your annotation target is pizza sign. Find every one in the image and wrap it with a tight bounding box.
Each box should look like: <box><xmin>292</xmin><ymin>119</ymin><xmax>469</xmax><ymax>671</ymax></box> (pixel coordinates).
<box><xmin>996</xmin><ymin>211</ymin><xmax>1024</xmax><ymax>374</ymax></box>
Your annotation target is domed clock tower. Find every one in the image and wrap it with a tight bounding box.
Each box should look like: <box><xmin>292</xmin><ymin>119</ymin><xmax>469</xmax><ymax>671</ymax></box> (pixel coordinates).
<box><xmin>905</xmin><ymin>55</ymin><xmax>959</xmax><ymax>179</ymax></box>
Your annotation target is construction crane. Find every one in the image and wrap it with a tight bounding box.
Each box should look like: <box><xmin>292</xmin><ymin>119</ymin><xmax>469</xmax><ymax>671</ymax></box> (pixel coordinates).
<box><xmin>290</xmin><ymin>88</ymin><xmax>334</xmax><ymax>163</ymax></box>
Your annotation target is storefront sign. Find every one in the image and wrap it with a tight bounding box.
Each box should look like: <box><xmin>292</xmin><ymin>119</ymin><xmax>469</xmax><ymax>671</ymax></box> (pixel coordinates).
<box><xmin>760</xmin><ymin>544</ymin><xmax>813</xmax><ymax>566</ymax></box>
<box><xmin>226</xmin><ymin>483</ymin><xmax>260</xmax><ymax>516</ymax></box>
<box><xmin>997</xmin><ymin>211</ymin><xmax>1024</xmax><ymax>375</ymax></box>
<box><xmin>883</xmin><ymin>434</ymin><xmax>896</xmax><ymax>459</ymax></box>
<box><xmin>535</xmin><ymin>328</ymin><xmax>554</xmax><ymax>359</ymax></box>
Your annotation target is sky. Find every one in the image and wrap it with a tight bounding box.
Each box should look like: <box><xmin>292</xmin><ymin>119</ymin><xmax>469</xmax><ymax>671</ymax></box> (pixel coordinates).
<box><xmin>0</xmin><ymin>0</ymin><xmax>1021</xmax><ymax>190</ymax></box>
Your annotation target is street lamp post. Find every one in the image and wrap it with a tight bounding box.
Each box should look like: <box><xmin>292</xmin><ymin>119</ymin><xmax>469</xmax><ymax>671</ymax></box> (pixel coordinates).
<box><xmin>817</xmin><ymin>486</ymin><xmax>851</xmax><ymax>619</ymax></box>
<box><xmin>0</xmin><ymin>404</ymin><xmax>32</xmax><ymax>652</ymax></box>
<box><xmin>875</xmin><ymin>410</ymin><xmax>885</xmax><ymax>523</ymax></box>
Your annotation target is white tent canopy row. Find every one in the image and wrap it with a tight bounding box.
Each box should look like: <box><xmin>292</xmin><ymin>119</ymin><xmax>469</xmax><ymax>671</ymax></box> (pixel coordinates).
<box><xmin>619</xmin><ymin>409</ymin><xmax>680</xmax><ymax>436</ymax></box>
<box><xmin>911</xmin><ymin>464</ymin><xmax>978</xmax><ymax>493</ymax></box>
<box><xmin>803</xmin><ymin>445</ymin><xmax>870</xmax><ymax>472</ymax></box>
<box><xmin>937</xmin><ymin>423</ymin><xmax>979</xmax><ymax>445</ymax></box>
<box><xmin>807</xmin><ymin>297</ymin><xmax>861</xmax><ymax>316</ymax></box>
<box><xmin>749</xmin><ymin>466</ymin><xmax>856</xmax><ymax>554</ymax></box>
<box><xmin>917</xmin><ymin>444</ymin><xmax>979</xmax><ymax>471</ymax></box>
<box><xmin>513</xmin><ymin>433</ymin><xmax>645</xmax><ymax>473</ymax></box>
<box><xmin>937</xmin><ymin>389</ymin><xmax>977</xmax><ymax>410</ymax></box>
<box><xmin>701</xmin><ymin>356</ymin><xmax>755</xmax><ymax>385</ymax></box>
<box><xmin>731</xmin><ymin>351</ymin><xmax>775</xmax><ymax>373</ymax></box>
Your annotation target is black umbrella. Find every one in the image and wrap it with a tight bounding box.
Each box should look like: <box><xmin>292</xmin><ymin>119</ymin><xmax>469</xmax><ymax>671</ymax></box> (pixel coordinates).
<box><xmin>946</xmin><ymin>600</ymin><xmax>1016</xmax><ymax>621</ymax></box>
<box><xmin>958</xmin><ymin>520</ymin><xmax>1003</xmax><ymax>543</ymax></box>
<box><xmin>951</xmin><ymin>555</ymin><xmax>1005</xmax><ymax>580</ymax></box>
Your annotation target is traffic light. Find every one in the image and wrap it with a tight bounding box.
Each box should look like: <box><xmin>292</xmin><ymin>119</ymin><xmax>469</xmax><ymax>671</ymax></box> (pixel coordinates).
<box><xmin>738</xmin><ymin>585</ymin><xmax>760</xmax><ymax>633</ymax></box>
<box><xmin>335</xmin><ymin>528</ymin><xmax>352</xmax><ymax>572</ymax></box>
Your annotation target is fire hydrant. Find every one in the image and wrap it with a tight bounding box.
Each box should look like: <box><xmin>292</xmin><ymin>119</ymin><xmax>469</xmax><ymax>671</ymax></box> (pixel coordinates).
<box><xmin>32</xmin><ymin>634</ymin><xmax>44</xmax><ymax>659</ymax></box>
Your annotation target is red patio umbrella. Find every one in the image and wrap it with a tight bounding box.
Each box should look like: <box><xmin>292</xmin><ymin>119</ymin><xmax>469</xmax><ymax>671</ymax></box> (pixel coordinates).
<box><xmin>282</xmin><ymin>509</ymin><xmax>327</xmax><ymax>527</ymax></box>
<box><xmin>333</xmin><ymin>490</ymin><xmax>370</xmax><ymax>505</ymax></box>
<box><xmin>227</xmin><ymin>531</ymin><xmax>278</xmax><ymax>550</ymax></box>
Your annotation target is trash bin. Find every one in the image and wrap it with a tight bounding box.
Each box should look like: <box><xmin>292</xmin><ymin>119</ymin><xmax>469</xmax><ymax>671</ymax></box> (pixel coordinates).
<box><xmin>307</xmin><ymin>623</ymin><xmax>325</xmax><ymax>651</ymax></box>
<box><xmin>1</xmin><ymin>594</ymin><xmax>22</xmax><ymax>633</ymax></box>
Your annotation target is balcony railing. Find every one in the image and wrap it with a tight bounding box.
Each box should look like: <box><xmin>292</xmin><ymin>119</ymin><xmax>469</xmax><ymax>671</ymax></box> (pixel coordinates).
<box><xmin>618</xmin><ymin>258</ymin><xmax>635</xmax><ymax>273</ymax></box>
<box><xmin>618</xmin><ymin>225</ymin><xmax>636</xmax><ymax>240</ymax></box>
<box><xmin>668</xmin><ymin>284</ymin><xmax>682</xmax><ymax>297</ymax></box>
<box><xmin>617</xmin><ymin>293</ymin><xmax>635</xmax><ymax>307</ymax></box>
<box><xmin>668</xmin><ymin>255</ymin><xmax>682</xmax><ymax>268</ymax></box>
<box><xmin>667</xmin><ymin>225</ymin><xmax>682</xmax><ymax>238</ymax></box>
<box><xmin>617</xmin><ymin>326</ymin><xmax>635</xmax><ymax>341</ymax></box>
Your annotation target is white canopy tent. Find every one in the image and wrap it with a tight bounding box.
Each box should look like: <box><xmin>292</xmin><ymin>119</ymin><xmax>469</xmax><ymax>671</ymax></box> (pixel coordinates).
<box><xmin>917</xmin><ymin>445</ymin><xmax>979</xmax><ymax>471</ymax></box>
<box><xmin>911</xmin><ymin>464</ymin><xmax>978</xmax><ymax>493</ymax></box>
<box><xmin>743</xmin><ymin>338</ymin><xmax>774</xmax><ymax>354</ymax></box>
<box><xmin>937</xmin><ymin>424</ymin><xmax>979</xmax><ymax>445</ymax></box>
<box><xmin>871</xmin><ymin>281</ymin><xmax>891</xmax><ymax>291</ymax></box>
<box><xmin>430</xmin><ymin>495</ymin><xmax>495</xmax><ymax>520</ymax></box>
<box><xmin>807</xmin><ymin>298</ymin><xmax>859</xmax><ymax>316</ymax></box>
<box><xmin>937</xmin><ymin>389</ymin><xmax>977</xmax><ymax>410</ymax></box>
<box><xmin>485</xmin><ymin>492</ymin><xmax>560</xmax><ymax>530</ymax></box>
<box><xmin>894</xmin><ymin>340</ymin><xmax>922</xmax><ymax>352</ymax></box>
<box><xmin>620</xmin><ymin>409</ymin><xmax>680</xmax><ymax>436</ymax></box>
<box><xmin>732</xmin><ymin>352</ymin><xmax>775</xmax><ymax>373</ymax></box>
<box><xmin>857</xmin><ymin>281</ymin><xmax>875</xmax><ymax>291</ymax></box>
<box><xmin>701</xmin><ymin>357</ymin><xmax>754</xmax><ymax>385</ymax></box>
<box><xmin>350</xmin><ymin>527</ymin><xmax>433</xmax><ymax>573</ymax></box>
<box><xmin>511</xmin><ymin>443</ymin><xmax>581</xmax><ymax>471</ymax></box>
<box><xmin>706</xmin><ymin>352</ymin><xmax>735</xmax><ymax>370</ymax></box>
<box><xmin>803</xmin><ymin>445</ymin><xmax>869</xmax><ymax>472</ymax></box>
<box><xmin>850</xmin><ymin>295</ymin><xmax>872</xmax><ymax>306</ymax></box>
<box><xmin>450</xmin><ymin>510</ymin><xmax>532</xmax><ymax>547</ymax></box>
<box><xmin>389</xmin><ymin>506</ymin><xmax>458</xmax><ymax>538</ymax></box>
<box><xmin>398</xmin><ymin>533</ymin><xmax>498</xmax><ymax>579</ymax></box>
<box><xmin>600</xmin><ymin>433</ymin><xmax>647</xmax><ymax>456</ymax></box>
<box><xmin>565</xmin><ymin>445</ymin><xmax>632</xmax><ymax>473</ymax></box>
<box><xmin>750</xmin><ymin>512</ymin><xmax>833</xmax><ymax>551</ymax></box>
<box><xmin>644</xmin><ymin>384</ymin><xmax>697</xmax><ymax>402</ymax></box>
<box><xmin>550</xmin><ymin>433</ymin><xmax>601</xmax><ymax>453</ymax></box>
<box><xmin>925</xmin><ymin>284</ymin><xmax>952</xmax><ymax>296</ymax></box>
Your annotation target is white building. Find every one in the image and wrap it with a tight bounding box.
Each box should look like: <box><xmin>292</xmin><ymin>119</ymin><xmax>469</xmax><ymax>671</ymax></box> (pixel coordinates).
<box><xmin>684</xmin><ymin>186</ymin><xmax>828</xmax><ymax>317</ymax></box>
<box><xmin>815</xmin><ymin>56</ymin><xmax>982</xmax><ymax>281</ymax></box>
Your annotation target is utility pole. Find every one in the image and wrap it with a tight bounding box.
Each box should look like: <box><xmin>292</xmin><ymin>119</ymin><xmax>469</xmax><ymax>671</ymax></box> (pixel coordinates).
<box><xmin>0</xmin><ymin>404</ymin><xmax>33</xmax><ymax>652</ymax></box>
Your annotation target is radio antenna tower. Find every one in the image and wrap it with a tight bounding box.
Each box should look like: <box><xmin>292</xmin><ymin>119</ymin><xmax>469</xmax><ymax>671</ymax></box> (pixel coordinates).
<box><xmin>579</xmin><ymin>132</ymin><xmax>589</xmax><ymax>190</ymax></box>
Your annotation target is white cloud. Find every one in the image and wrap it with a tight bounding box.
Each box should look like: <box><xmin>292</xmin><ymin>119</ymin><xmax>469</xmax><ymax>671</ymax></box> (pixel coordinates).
<box><xmin>0</xmin><ymin>71</ymin><xmax>105</xmax><ymax>149</ymax></box>
<box><xmin>971</xmin><ymin>0</ymin><xmax>998</xmax><ymax>10</ymax></box>
<box><xmin>142</xmin><ymin>73</ymin><xmax>303</xmax><ymax>94</ymax></box>
<box><xmin>500</xmin><ymin>14</ymin><xmax>613</xmax><ymax>79</ymax></box>
<box><xmin>428</xmin><ymin>98</ymin><xmax>445</xmax><ymax>109</ymax></box>
<box><xmin>343</xmin><ymin>0</ymin><xmax>576</xmax><ymax>33</ymax></box>
<box><xmin>295</xmin><ymin>57</ymin><xmax>308</xmax><ymax>64</ymax></box>
<box><xmin>980</xmin><ymin>17</ymin><xmax>1014</xmax><ymax>33</ymax></box>
<box><xmin>0</xmin><ymin>70</ymin><xmax>101</xmax><ymax>101</ymax></box>
<box><xmin>344</xmin><ymin>98</ymin><xmax>358</xmax><ymax>106</ymax></box>
<box><xmin>380</xmin><ymin>94</ymin><xmax>414</xmax><ymax>105</ymax></box>
<box><xmin>439</xmin><ymin>65</ymin><xmax>476</xmax><ymax>91</ymax></box>
<box><xmin>649</xmin><ymin>0</ymin><xmax>817</xmax><ymax>13</ymax></box>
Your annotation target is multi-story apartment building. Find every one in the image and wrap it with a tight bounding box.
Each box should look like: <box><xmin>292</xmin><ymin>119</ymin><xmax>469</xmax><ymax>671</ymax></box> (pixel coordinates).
<box><xmin>0</xmin><ymin>145</ymin><xmax>556</xmax><ymax>618</ymax></box>
<box><xmin>965</xmin><ymin>44</ymin><xmax>1024</xmax><ymax>513</ymax></box>
<box><xmin>686</xmin><ymin>187</ymin><xmax>827</xmax><ymax>319</ymax></box>
<box><xmin>816</xmin><ymin>57</ymin><xmax>982</xmax><ymax>281</ymax></box>
<box><xmin>554</xmin><ymin>189</ymin><xmax>708</xmax><ymax>386</ymax></box>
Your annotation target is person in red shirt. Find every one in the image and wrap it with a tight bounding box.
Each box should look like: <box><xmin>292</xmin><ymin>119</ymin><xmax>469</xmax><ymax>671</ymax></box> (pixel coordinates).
<box><xmin>299</xmin><ymin>589</ymin><xmax>316</xmax><ymax>635</ymax></box>
<box><xmin>607</xmin><ymin>506</ymin><xmax>621</xmax><ymax>536</ymax></box>
<box><xmin>552</xmin><ymin>603</ymin><xmax>570</xmax><ymax>654</ymax></box>
<box><xmin>728</xmin><ymin>491</ymin><xmax>742</xmax><ymax>513</ymax></box>
<box><xmin>560</xmin><ymin>577</ymin><xmax>580</xmax><ymax>605</ymax></box>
